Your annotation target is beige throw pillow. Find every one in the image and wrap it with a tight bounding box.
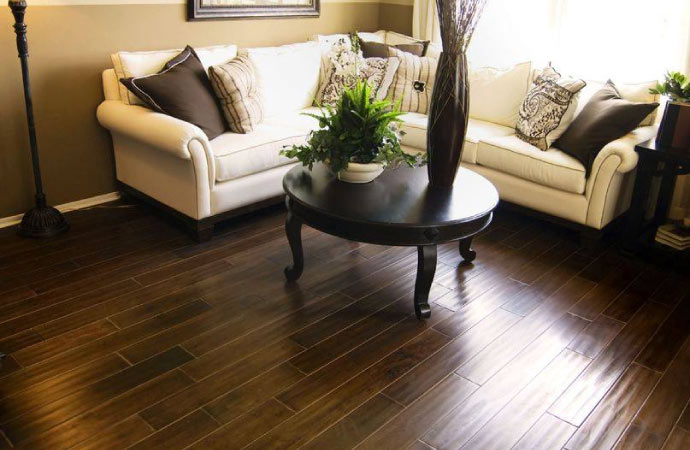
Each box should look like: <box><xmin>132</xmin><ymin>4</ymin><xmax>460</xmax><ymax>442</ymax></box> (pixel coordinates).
<box><xmin>209</xmin><ymin>56</ymin><xmax>264</xmax><ymax>134</ymax></box>
<box><xmin>387</xmin><ymin>47</ymin><xmax>437</xmax><ymax>114</ymax></box>
<box><xmin>516</xmin><ymin>66</ymin><xmax>586</xmax><ymax>151</ymax></box>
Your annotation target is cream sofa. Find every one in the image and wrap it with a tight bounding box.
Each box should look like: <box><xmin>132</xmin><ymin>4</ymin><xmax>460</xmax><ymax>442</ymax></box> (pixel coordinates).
<box><xmin>97</xmin><ymin>32</ymin><xmax>658</xmax><ymax>242</ymax></box>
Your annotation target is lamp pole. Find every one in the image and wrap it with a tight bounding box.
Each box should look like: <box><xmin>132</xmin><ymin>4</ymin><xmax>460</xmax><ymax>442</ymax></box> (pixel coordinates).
<box><xmin>9</xmin><ymin>0</ymin><xmax>69</xmax><ymax>238</ymax></box>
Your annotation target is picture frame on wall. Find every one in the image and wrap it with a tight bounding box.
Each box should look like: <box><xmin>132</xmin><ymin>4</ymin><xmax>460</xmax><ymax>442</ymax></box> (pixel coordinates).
<box><xmin>188</xmin><ymin>0</ymin><xmax>320</xmax><ymax>20</ymax></box>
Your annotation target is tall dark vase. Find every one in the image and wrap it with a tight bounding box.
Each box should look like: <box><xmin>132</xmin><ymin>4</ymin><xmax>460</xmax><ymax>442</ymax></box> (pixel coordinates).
<box><xmin>427</xmin><ymin>51</ymin><xmax>469</xmax><ymax>189</ymax></box>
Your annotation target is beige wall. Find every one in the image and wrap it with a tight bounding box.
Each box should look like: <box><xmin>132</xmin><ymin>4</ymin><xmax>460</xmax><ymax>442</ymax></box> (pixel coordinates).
<box><xmin>378</xmin><ymin>3</ymin><xmax>412</xmax><ymax>35</ymax></box>
<box><xmin>0</xmin><ymin>2</ymin><xmax>383</xmax><ymax>217</ymax></box>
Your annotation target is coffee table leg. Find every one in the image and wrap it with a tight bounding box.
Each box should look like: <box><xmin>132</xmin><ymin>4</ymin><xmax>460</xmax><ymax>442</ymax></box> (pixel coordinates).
<box><xmin>414</xmin><ymin>245</ymin><xmax>437</xmax><ymax>319</ymax></box>
<box><xmin>458</xmin><ymin>237</ymin><xmax>476</xmax><ymax>262</ymax></box>
<box><xmin>284</xmin><ymin>197</ymin><xmax>304</xmax><ymax>282</ymax></box>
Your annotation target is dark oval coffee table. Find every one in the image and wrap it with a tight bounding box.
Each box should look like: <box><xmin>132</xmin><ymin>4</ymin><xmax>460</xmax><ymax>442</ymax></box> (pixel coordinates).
<box><xmin>282</xmin><ymin>164</ymin><xmax>499</xmax><ymax>319</ymax></box>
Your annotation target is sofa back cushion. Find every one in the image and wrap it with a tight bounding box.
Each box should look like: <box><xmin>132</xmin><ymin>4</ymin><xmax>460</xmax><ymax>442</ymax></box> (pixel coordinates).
<box><xmin>469</xmin><ymin>61</ymin><xmax>532</xmax><ymax>128</ymax></box>
<box><xmin>111</xmin><ymin>44</ymin><xmax>237</xmax><ymax>105</ymax></box>
<box><xmin>242</xmin><ymin>42</ymin><xmax>322</xmax><ymax>117</ymax></box>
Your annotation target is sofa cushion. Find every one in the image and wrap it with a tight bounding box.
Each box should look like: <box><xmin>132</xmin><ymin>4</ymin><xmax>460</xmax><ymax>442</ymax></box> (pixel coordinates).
<box><xmin>476</xmin><ymin>135</ymin><xmax>586</xmax><ymax>194</ymax></box>
<box><xmin>211</xmin><ymin>124</ymin><xmax>304</xmax><ymax>182</ymax></box>
<box><xmin>242</xmin><ymin>42</ymin><xmax>322</xmax><ymax>117</ymax></box>
<box><xmin>398</xmin><ymin>114</ymin><xmax>515</xmax><ymax>164</ymax></box>
<box><xmin>112</xmin><ymin>44</ymin><xmax>238</xmax><ymax>106</ymax></box>
<box><xmin>261</xmin><ymin>107</ymin><xmax>321</xmax><ymax>134</ymax></box>
<box><xmin>469</xmin><ymin>61</ymin><xmax>532</xmax><ymax>128</ymax></box>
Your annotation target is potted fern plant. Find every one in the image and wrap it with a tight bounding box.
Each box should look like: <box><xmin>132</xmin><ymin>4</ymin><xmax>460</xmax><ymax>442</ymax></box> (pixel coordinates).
<box><xmin>650</xmin><ymin>71</ymin><xmax>690</xmax><ymax>149</ymax></box>
<box><xmin>281</xmin><ymin>80</ymin><xmax>423</xmax><ymax>183</ymax></box>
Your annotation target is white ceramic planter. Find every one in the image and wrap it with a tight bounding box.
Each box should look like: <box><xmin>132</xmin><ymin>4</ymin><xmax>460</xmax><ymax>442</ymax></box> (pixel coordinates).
<box><xmin>336</xmin><ymin>162</ymin><xmax>384</xmax><ymax>183</ymax></box>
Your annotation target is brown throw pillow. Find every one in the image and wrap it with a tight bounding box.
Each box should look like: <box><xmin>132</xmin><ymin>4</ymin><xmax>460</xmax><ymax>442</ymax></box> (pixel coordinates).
<box><xmin>120</xmin><ymin>46</ymin><xmax>226</xmax><ymax>139</ymax></box>
<box><xmin>555</xmin><ymin>80</ymin><xmax>659</xmax><ymax>174</ymax></box>
<box><xmin>360</xmin><ymin>40</ymin><xmax>425</xmax><ymax>58</ymax></box>
<box><xmin>209</xmin><ymin>56</ymin><xmax>264</xmax><ymax>134</ymax></box>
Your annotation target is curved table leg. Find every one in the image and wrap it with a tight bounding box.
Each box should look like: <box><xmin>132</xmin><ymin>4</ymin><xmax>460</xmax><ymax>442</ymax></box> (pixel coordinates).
<box><xmin>458</xmin><ymin>237</ymin><xmax>476</xmax><ymax>262</ymax></box>
<box><xmin>414</xmin><ymin>245</ymin><xmax>437</xmax><ymax>319</ymax></box>
<box><xmin>284</xmin><ymin>197</ymin><xmax>304</xmax><ymax>282</ymax></box>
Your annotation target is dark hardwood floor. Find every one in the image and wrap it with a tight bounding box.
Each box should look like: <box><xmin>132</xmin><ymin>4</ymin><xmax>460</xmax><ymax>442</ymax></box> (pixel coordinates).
<box><xmin>0</xmin><ymin>199</ymin><xmax>688</xmax><ymax>449</ymax></box>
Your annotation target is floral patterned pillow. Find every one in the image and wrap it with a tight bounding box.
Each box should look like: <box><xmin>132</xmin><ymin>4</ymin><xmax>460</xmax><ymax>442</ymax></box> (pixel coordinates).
<box><xmin>516</xmin><ymin>66</ymin><xmax>586</xmax><ymax>150</ymax></box>
<box><xmin>315</xmin><ymin>38</ymin><xmax>400</xmax><ymax>106</ymax></box>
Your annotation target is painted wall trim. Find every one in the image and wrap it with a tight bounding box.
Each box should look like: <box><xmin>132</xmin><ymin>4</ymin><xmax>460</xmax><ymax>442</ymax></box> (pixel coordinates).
<box><xmin>0</xmin><ymin>192</ymin><xmax>121</xmax><ymax>229</ymax></box>
<box><xmin>24</xmin><ymin>0</ymin><xmax>412</xmax><ymax>5</ymax></box>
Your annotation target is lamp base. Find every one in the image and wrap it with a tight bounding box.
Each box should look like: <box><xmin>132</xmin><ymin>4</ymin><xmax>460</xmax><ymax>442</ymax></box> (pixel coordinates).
<box><xmin>18</xmin><ymin>204</ymin><xmax>69</xmax><ymax>238</ymax></box>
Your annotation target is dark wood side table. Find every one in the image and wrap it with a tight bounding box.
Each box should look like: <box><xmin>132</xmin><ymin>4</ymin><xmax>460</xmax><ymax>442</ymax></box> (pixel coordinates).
<box><xmin>623</xmin><ymin>139</ymin><xmax>690</xmax><ymax>253</ymax></box>
<box><xmin>282</xmin><ymin>164</ymin><xmax>499</xmax><ymax>319</ymax></box>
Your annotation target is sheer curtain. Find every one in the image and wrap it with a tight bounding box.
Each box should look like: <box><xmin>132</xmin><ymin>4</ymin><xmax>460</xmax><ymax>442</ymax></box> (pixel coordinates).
<box><xmin>411</xmin><ymin>0</ymin><xmax>690</xmax><ymax>219</ymax></box>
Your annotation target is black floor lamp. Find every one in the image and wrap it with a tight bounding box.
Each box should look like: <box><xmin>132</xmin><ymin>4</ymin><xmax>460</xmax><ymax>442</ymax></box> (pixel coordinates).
<box><xmin>9</xmin><ymin>0</ymin><xmax>69</xmax><ymax>238</ymax></box>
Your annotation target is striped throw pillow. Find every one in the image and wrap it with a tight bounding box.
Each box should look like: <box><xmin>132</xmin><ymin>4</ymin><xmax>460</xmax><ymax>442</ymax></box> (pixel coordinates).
<box><xmin>209</xmin><ymin>56</ymin><xmax>264</xmax><ymax>134</ymax></box>
<box><xmin>387</xmin><ymin>47</ymin><xmax>437</xmax><ymax>114</ymax></box>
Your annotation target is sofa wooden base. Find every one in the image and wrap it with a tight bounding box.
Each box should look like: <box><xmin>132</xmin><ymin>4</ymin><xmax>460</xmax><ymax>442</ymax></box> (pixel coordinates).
<box><xmin>498</xmin><ymin>200</ymin><xmax>627</xmax><ymax>253</ymax></box>
<box><xmin>117</xmin><ymin>182</ymin><xmax>284</xmax><ymax>242</ymax></box>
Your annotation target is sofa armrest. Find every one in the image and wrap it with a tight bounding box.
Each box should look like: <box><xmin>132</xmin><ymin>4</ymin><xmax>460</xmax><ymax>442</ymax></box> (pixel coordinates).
<box><xmin>584</xmin><ymin>125</ymin><xmax>658</xmax><ymax>229</ymax></box>
<box><xmin>96</xmin><ymin>100</ymin><xmax>210</xmax><ymax>160</ymax></box>
<box><xmin>592</xmin><ymin>126</ymin><xmax>657</xmax><ymax>174</ymax></box>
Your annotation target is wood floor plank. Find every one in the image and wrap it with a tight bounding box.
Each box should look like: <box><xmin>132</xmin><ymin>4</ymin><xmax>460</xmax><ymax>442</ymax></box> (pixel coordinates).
<box><xmin>34</xmin><ymin>260</ymin><xmax>231</xmax><ymax>339</ymax></box>
<box><xmin>13</xmin><ymin>319</ymin><xmax>118</xmax><ymax>367</ymax></box>
<box><xmin>4</xmin><ymin>346</ymin><xmax>193</xmax><ymax>443</ymax></box>
<box><xmin>129</xmin><ymin>409</ymin><xmax>219</xmax><ymax>450</ymax></box>
<box><xmin>678</xmin><ymin>401</ymin><xmax>690</xmax><ymax>430</ymax></box>
<box><xmin>357</xmin><ymin>374</ymin><xmax>477</xmax><ymax>450</ymax></box>
<box><xmin>140</xmin><ymin>339</ymin><xmax>303</xmax><ymax>429</ymax></box>
<box><xmin>119</xmin><ymin>296</ymin><xmax>254</xmax><ymax>364</ymax></box>
<box><xmin>301</xmin><ymin>393</ymin><xmax>404</xmax><ymax>450</ymax></box>
<box><xmin>0</xmin><ymin>279</ymin><xmax>141</xmax><ymax>340</ymax></box>
<box><xmin>568</xmin><ymin>314</ymin><xmax>624</xmax><ymax>359</ymax></box>
<box><xmin>290</xmin><ymin>298</ymin><xmax>411</xmax><ymax>374</ymax></box>
<box><xmin>568</xmin><ymin>258</ymin><xmax>641</xmax><ymax>320</ymax></box>
<box><xmin>247</xmin><ymin>327</ymin><xmax>451</xmax><ymax>450</ymax></box>
<box><xmin>187</xmin><ymin>398</ymin><xmax>294</xmax><ymax>450</ymax></box>
<box><xmin>457</xmin><ymin>276</ymin><xmax>595</xmax><ymax>385</ymax></box>
<box><xmin>565</xmin><ymin>363</ymin><xmax>660</xmax><ymax>450</ymax></box>
<box><xmin>180</xmin><ymin>292</ymin><xmax>354</xmax><ymax>379</ymax></box>
<box><xmin>17</xmin><ymin>369</ymin><xmax>193</xmax><ymax>449</ymax></box>
<box><xmin>0</xmin><ymin>330</ymin><xmax>43</xmax><ymax>355</ymax></box>
<box><xmin>501</xmin><ymin>252</ymin><xmax>593</xmax><ymax>317</ymax></box>
<box><xmin>512</xmin><ymin>413</ymin><xmax>576</xmax><ymax>450</ymax></box>
<box><xmin>461</xmin><ymin>349</ymin><xmax>590</xmax><ymax>450</ymax></box>
<box><xmin>277</xmin><ymin>312</ymin><xmax>452</xmax><ymax>412</ymax></box>
<box><xmin>423</xmin><ymin>313</ymin><xmax>588</xmax><ymax>450</ymax></box>
<box><xmin>0</xmin><ymin>354</ymin><xmax>130</xmax><ymax>423</ymax></box>
<box><xmin>549</xmin><ymin>300</ymin><xmax>670</xmax><ymax>426</ymax></box>
<box><xmin>661</xmin><ymin>426</ymin><xmax>690</xmax><ymax>450</ymax></box>
<box><xmin>614</xmin><ymin>335</ymin><xmax>690</xmax><ymax>450</ymax></box>
<box><xmin>203</xmin><ymin>362</ymin><xmax>304</xmax><ymax>424</ymax></box>
<box><xmin>635</xmin><ymin>292</ymin><xmax>690</xmax><ymax>371</ymax></box>
<box><xmin>603</xmin><ymin>266</ymin><xmax>668</xmax><ymax>322</ymax></box>
<box><xmin>384</xmin><ymin>307</ymin><xmax>520</xmax><ymax>406</ymax></box>
<box><xmin>0</xmin><ymin>298</ymin><xmax>211</xmax><ymax>396</ymax></box>
<box><xmin>290</xmin><ymin>281</ymin><xmax>412</xmax><ymax>348</ymax></box>
<box><xmin>76</xmin><ymin>415</ymin><xmax>153</xmax><ymax>450</ymax></box>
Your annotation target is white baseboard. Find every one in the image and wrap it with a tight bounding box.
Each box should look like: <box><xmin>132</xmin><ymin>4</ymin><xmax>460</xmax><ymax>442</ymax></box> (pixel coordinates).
<box><xmin>0</xmin><ymin>192</ymin><xmax>121</xmax><ymax>230</ymax></box>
